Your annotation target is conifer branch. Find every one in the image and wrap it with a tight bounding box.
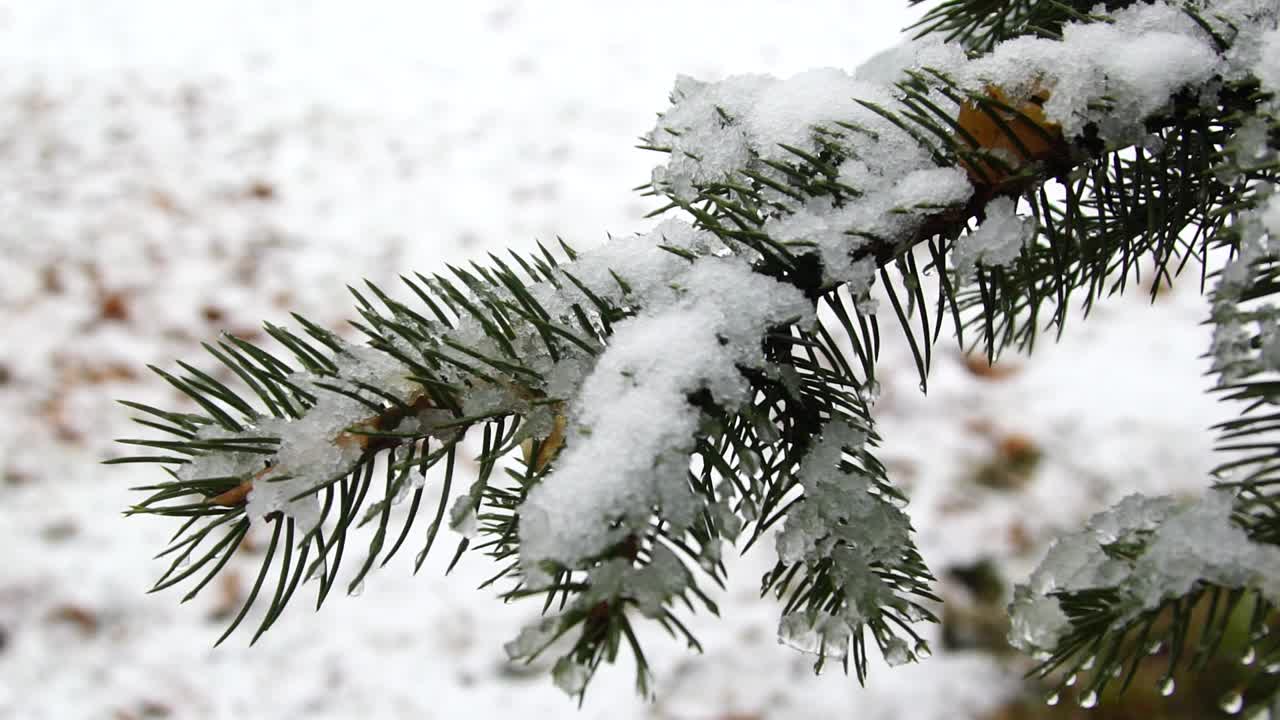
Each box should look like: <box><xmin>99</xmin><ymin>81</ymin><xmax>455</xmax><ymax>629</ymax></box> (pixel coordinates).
<box><xmin>107</xmin><ymin>0</ymin><xmax>1280</xmax><ymax>707</ymax></box>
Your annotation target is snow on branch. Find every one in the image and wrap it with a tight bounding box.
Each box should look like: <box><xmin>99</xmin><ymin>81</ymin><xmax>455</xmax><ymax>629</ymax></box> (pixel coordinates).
<box><xmin>115</xmin><ymin>0</ymin><xmax>1280</xmax><ymax>699</ymax></box>
<box><xmin>1010</xmin><ymin>490</ymin><xmax>1280</xmax><ymax>657</ymax></box>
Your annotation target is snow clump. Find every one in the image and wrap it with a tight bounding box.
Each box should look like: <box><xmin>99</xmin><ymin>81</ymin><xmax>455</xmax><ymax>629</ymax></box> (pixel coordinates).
<box><xmin>1009</xmin><ymin>491</ymin><xmax>1280</xmax><ymax>656</ymax></box>
<box><xmin>517</xmin><ymin>255</ymin><xmax>812</xmax><ymax>583</ymax></box>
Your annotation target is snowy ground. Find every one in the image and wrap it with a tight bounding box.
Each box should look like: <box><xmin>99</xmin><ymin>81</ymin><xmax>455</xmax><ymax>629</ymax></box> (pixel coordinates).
<box><xmin>0</xmin><ymin>2</ymin><xmax>1233</xmax><ymax>719</ymax></box>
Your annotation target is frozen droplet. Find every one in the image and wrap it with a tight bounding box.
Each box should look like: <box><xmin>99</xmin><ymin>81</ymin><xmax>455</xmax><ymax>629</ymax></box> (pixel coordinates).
<box><xmin>913</xmin><ymin>641</ymin><xmax>932</xmax><ymax>659</ymax></box>
<box><xmin>1045</xmin><ymin>692</ymin><xmax>1060</xmax><ymax>706</ymax></box>
<box><xmin>1159</xmin><ymin>676</ymin><xmax>1176</xmax><ymax>696</ymax></box>
<box><xmin>553</xmin><ymin>657</ymin><xmax>590</xmax><ymax>696</ymax></box>
<box><xmin>506</xmin><ymin>617</ymin><xmax>559</xmax><ymax>660</ymax></box>
<box><xmin>1065</xmin><ymin>673</ymin><xmax>1078</xmax><ymax>687</ymax></box>
<box><xmin>450</xmin><ymin>500</ymin><xmax>479</xmax><ymax>539</ymax></box>
<box><xmin>1241</xmin><ymin>646</ymin><xmax>1256</xmax><ymax>665</ymax></box>
<box><xmin>349</xmin><ymin>580</ymin><xmax>365</xmax><ymax>597</ymax></box>
<box><xmin>858</xmin><ymin>380</ymin><xmax>881</xmax><ymax>405</ymax></box>
<box><xmin>1079</xmin><ymin>690</ymin><xmax>1098</xmax><ymax>708</ymax></box>
<box><xmin>1219</xmin><ymin>690</ymin><xmax>1244</xmax><ymax>715</ymax></box>
<box><xmin>883</xmin><ymin>638</ymin><xmax>911</xmax><ymax>666</ymax></box>
<box><xmin>177</xmin><ymin>554</ymin><xmax>191</xmax><ymax>568</ymax></box>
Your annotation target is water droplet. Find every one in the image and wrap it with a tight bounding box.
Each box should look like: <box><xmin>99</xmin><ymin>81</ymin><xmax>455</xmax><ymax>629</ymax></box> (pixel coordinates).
<box><xmin>1045</xmin><ymin>692</ymin><xmax>1060</xmax><ymax>706</ymax></box>
<box><xmin>1081</xmin><ymin>655</ymin><xmax>1096</xmax><ymax>670</ymax></box>
<box><xmin>452</xmin><ymin>506</ymin><xmax>479</xmax><ymax>539</ymax></box>
<box><xmin>882</xmin><ymin>638</ymin><xmax>911</xmax><ymax>666</ymax></box>
<box><xmin>1242</xmin><ymin>646</ymin><xmax>1257</xmax><ymax>665</ymax></box>
<box><xmin>1252</xmin><ymin>625</ymin><xmax>1271</xmax><ymax>640</ymax></box>
<box><xmin>914</xmin><ymin>641</ymin><xmax>932</xmax><ymax>659</ymax></box>
<box><xmin>917</xmin><ymin>381</ymin><xmax>927</xmax><ymax>393</ymax></box>
<box><xmin>858</xmin><ymin>381</ymin><xmax>881</xmax><ymax>405</ymax></box>
<box><xmin>1111</xmin><ymin>665</ymin><xmax>1123</xmax><ymax>678</ymax></box>
<box><xmin>177</xmin><ymin>554</ymin><xmax>191</xmax><ymax>568</ymax></box>
<box><xmin>1159</xmin><ymin>677</ymin><xmax>1176</xmax><ymax>697</ymax></box>
<box><xmin>1265</xmin><ymin>661</ymin><xmax>1280</xmax><ymax>675</ymax></box>
<box><xmin>349</xmin><ymin>580</ymin><xmax>365</xmax><ymax>597</ymax></box>
<box><xmin>1079</xmin><ymin>690</ymin><xmax>1098</xmax><ymax>709</ymax></box>
<box><xmin>1219</xmin><ymin>690</ymin><xmax>1244</xmax><ymax>715</ymax></box>
<box><xmin>552</xmin><ymin>657</ymin><xmax>590</xmax><ymax>696</ymax></box>
<box><xmin>1065</xmin><ymin>673</ymin><xmax>1078</xmax><ymax>687</ymax></box>
<box><xmin>1147</xmin><ymin>640</ymin><xmax>1163</xmax><ymax>655</ymax></box>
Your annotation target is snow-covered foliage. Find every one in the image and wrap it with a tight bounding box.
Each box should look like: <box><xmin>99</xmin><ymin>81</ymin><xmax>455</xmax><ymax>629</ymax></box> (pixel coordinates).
<box><xmin>644</xmin><ymin>0</ymin><xmax>1268</xmax><ymax>290</ymax></box>
<box><xmin>518</xmin><ymin>255</ymin><xmax>812</xmax><ymax>582</ymax></box>
<box><xmin>1209</xmin><ymin>27</ymin><xmax>1280</xmax><ymax>384</ymax></box>
<box><xmin>1009</xmin><ymin>491</ymin><xmax>1280</xmax><ymax>656</ymax></box>
<box><xmin>773</xmin><ymin>423</ymin><xmax>923</xmax><ymax>663</ymax></box>
<box><xmin>114</xmin><ymin>0</ymin><xmax>1280</xmax><ymax>705</ymax></box>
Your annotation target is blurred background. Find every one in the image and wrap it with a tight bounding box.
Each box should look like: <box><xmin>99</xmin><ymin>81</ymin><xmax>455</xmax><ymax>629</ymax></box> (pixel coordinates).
<box><xmin>0</xmin><ymin>1</ymin><xmax>1238</xmax><ymax>718</ymax></box>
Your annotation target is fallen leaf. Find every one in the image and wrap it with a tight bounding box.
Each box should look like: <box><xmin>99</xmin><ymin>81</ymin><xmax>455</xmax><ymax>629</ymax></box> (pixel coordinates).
<box><xmin>48</xmin><ymin>604</ymin><xmax>99</xmax><ymax>635</ymax></box>
<box><xmin>99</xmin><ymin>291</ymin><xmax>130</xmax><ymax>323</ymax></box>
<box><xmin>247</xmin><ymin>180</ymin><xmax>276</xmax><ymax>201</ymax></box>
<box><xmin>962</xmin><ymin>353</ymin><xmax>1020</xmax><ymax>380</ymax></box>
<box><xmin>208</xmin><ymin>570</ymin><xmax>244</xmax><ymax>622</ymax></box>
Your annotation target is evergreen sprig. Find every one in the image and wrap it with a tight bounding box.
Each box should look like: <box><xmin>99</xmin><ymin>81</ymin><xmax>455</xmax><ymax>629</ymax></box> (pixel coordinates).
<box><xmin>108</xmin><ymin>0</ymin><xmax>1280</xmax><ymax>710</ymax></box>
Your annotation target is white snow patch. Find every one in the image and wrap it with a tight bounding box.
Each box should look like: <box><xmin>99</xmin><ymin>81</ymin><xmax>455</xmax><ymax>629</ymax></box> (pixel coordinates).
<box><xmin>952</xmin><ymin>197</ymin><xmax>1034</xmax><ymax>276</ymax></box>
<box><xmin>519</xmin><ymin>257</ymin><xmax>812</xmax><ymax>580</ymax></box>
